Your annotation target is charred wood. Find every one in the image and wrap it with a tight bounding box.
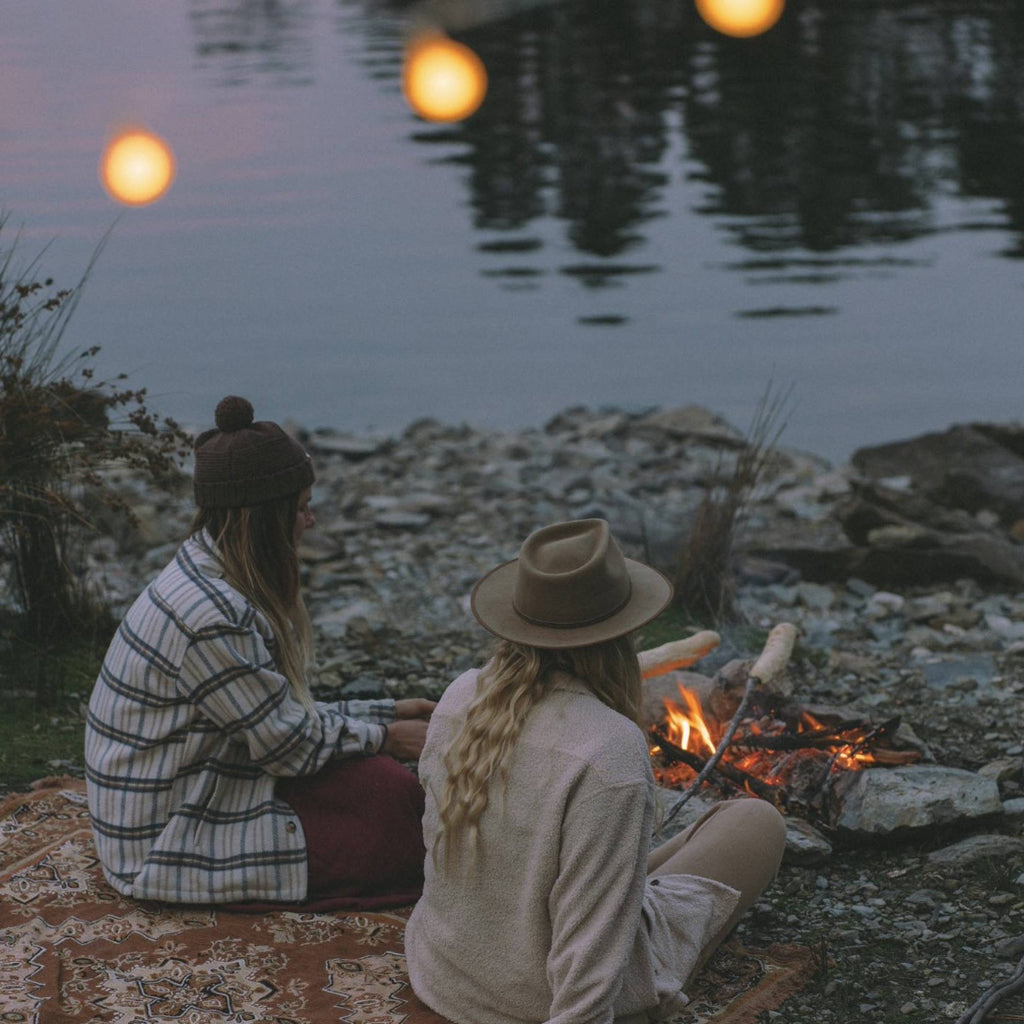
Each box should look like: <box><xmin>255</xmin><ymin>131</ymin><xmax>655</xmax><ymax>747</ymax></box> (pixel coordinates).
<box><xmin>650</xmin><ymin>725</ymin><xmax>787</xmax><ymax>809</ymax></box>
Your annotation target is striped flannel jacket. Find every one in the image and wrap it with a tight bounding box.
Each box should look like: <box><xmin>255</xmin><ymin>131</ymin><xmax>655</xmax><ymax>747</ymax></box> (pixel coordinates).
<box><xmin>84</xmin><ymin>529</ymin><xmax>396</xmax><ymax>905</ymax></box>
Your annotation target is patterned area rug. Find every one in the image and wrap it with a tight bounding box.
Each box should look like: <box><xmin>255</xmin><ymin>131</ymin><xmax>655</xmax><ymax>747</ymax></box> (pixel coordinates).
<box><xmin>1</xmin><ymin>778</ymin><xmax>816</xmax><ymax>1024</ymax></box>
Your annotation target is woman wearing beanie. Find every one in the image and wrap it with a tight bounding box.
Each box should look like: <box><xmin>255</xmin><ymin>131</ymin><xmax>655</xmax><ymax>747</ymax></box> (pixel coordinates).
<box><xmin>85</xmin><ymin>396</ymin><xmax>434</xmax><ymax>909</ymax></box>
<box><xmin>405</xmin><ymin>519</ymin><xmax>786</xmax><ymax>1024</ymax></box>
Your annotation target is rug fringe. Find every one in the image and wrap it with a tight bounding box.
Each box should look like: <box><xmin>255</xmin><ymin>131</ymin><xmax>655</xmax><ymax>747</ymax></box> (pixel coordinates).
<box><xmin>710</xmin><ymin>943</ymin><xmax>818</xmax><ymax>1024</ymax></box>
<box><xmin>0</xmin><ymin>776</ymin><xmax>83</xmax><ymax>819</ymax></box>
<box><xmin>30</xmin><ymin>774</ymin><xmax>80</xmax><ymax>791</ymax></box>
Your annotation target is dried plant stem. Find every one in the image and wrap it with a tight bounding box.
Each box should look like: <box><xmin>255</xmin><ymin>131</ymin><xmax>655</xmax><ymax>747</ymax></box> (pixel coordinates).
<box><xmin>954</xmin><ymin>948</ymin><xmax>1024</xmax><ymax>1024</ymax></box>
<box><xmin>675</xmin><ymin>379</ymin><xmax>792</xmax><ymax>623</ymax></box>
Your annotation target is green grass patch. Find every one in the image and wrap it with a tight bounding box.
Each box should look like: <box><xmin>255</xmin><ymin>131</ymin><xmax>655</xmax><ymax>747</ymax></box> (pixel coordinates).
<box><xmin>0</xmin><ymin>704</ymin><xmax>87</xmax><ymax>790</ymax></box>
<box><xmin>634</xmin><ymin>603</ymin><xmax>710</xmax><ymax>651</ymax></box>
<box><xmin>0</xmin><ymin>632</ymin><xmax>108</xmax><ymax>791</ymax></box>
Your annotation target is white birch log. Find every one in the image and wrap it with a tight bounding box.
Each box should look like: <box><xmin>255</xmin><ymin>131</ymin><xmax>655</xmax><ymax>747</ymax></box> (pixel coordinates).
<box><xmin>637</xmin><ymin>630</ymin><xmax>721</xmax><ymax>679</ymax></box>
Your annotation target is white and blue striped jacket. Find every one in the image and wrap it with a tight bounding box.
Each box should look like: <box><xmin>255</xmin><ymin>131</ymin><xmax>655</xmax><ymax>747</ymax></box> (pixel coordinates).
<box><xmin>85</xmin><ymin>529</ymin><xmax>396</xmax><ymax>904</ymax></box>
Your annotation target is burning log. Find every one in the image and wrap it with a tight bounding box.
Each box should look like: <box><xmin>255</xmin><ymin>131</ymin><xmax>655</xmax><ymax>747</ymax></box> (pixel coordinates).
<box><xmin>732</xmin><ymin>716</ymin><xmax>901</xmax><ymax>753</ymax></box>
<box><xmin>646</xmin><ymin>624</ymin><xmax>926</xmax><ymax>830</ymax></box>
<box><xmin>650</xmin><ymin>724</ymin><xmax>786</xmax><ymax>808</ymax></box>
<box><xmin>660</xmin><ymin>623</ymin><xmax>799</xmax><ymax>830</ymax></box>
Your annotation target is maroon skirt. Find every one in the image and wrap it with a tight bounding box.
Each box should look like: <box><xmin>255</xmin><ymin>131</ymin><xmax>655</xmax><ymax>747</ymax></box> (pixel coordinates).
<box><xmin>226</xmin><ymin>755</ymin><xmax>426</xmax><ymax>913</ymax></box>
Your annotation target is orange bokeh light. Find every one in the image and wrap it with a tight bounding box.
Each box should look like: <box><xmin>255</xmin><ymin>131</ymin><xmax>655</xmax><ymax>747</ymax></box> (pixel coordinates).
<box><xmin>402</xmin><ymin>34</ymin><xmax>488</xmax><ymax>123</ymax></box>
<box><xmin>100</xmin><ymin>129</ymin><xmax>176</xmax><ymax>206</ymax></box>
<box><xmin>695</xmin><ymin>0</ymin><xmax>785</xmax><ymax>38</ymax></box>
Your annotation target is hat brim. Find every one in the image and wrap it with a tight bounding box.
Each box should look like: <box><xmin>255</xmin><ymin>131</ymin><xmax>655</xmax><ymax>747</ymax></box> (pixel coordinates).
<box><xmin>471</xmin><ymin>556</ymin><xmax>673</xmax><ymax>650</ymax></box>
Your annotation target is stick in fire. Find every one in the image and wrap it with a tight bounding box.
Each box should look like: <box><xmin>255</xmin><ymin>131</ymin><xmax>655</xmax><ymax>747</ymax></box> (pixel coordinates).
<box><xmin>657</xmin><ymin>622</ymin><xmax>799</xmax><ymax>834</ymax></box>
<box><xmin>649</xmin><ymin>723</ymin><xmax>788</xmax><ymax>809</ymax></box>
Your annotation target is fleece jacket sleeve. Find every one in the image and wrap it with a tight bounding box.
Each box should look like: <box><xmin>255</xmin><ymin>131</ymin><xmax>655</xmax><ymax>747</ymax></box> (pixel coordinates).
<box><xmin>544</xmin><ymin>773</ymin><xmax>652</xmax><ymax>1024</ymax></box>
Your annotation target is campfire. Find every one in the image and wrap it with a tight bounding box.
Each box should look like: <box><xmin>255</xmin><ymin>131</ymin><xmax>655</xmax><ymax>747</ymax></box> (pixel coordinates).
<box><xmin>639</xmin><ymin>627</ymin><xmax>921</xmax><ymax>826</ymax></box>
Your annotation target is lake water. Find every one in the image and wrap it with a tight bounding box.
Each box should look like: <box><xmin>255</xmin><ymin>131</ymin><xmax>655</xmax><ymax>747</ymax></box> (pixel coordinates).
<box><xmin>1</xmin><ymin>0</ymin><xmax>1022</xmax><ymax>465</ymax></box>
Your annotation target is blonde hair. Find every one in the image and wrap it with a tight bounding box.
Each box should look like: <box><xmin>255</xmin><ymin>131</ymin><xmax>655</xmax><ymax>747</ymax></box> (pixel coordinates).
<box><xmin>191</xmin><ymin>492</ymin><xmax>315</xmax><ymax>712</ymax></box>
<box><xmin>434</xmin><ymin>634</ymin><xmax>641</xmax><ymax>866</ymax></box>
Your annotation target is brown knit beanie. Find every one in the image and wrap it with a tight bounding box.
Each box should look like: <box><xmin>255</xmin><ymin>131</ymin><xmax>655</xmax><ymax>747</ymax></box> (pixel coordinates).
<box><xmin>193</xmin><ymin>396</ymin><xmax>315</xmax><ymax>508</ymax></box>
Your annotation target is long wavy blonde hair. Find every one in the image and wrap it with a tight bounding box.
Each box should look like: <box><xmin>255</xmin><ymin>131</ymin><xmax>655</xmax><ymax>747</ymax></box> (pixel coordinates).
<box><xmin>434</xmin><ymin>634</ymin><xmax>641</xmax><ymax>866</ymax></box>
<box><xmin>191</xmin><ymin>492</ymin><xmax>315</xmax><ymax>712</ymax></box>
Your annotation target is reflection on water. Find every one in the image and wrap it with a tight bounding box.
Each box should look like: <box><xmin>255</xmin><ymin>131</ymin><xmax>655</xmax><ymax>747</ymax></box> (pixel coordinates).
<box><xmin>189</xmin><ymin>0</ymin><xmax>318</xmax><ymax>85</ymax></box>
<box><xmin>197</xmin><ymin>1</ymin><xmax>1005</xmax><ymax>283</ymax></box>
<box><xmin>454</xmin><ymin>0</ymin><xmax>1024</xmax><ymax>281</ymax></box>
<box><xmin>2</xmin><ymin>0</ymin><xmax>1022</xmax><ymax>462</ymax></box>
<box><xmin>184</xmin><ymin>0</ymin><xmax>1024</xmax><ymax>285</ymax></box>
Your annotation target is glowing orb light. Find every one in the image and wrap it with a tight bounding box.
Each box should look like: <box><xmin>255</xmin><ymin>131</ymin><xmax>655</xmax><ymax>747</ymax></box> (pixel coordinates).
<box><xmin>402</xmin><ymin>34</ymin><xmax>488</xmax><ymax>123</ymax></box>
<box><xmin>100</xmin><ymin>129</ymin><xmax>176</xmax><ymax>206</ymax></box>
<box><xmin>695</xmin><ymin>0</ymin><xmax>785</xmax><ymax>38</ymax></box>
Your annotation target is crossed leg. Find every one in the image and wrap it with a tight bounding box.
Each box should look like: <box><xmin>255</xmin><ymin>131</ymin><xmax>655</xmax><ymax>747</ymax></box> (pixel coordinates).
<box><xmin>648</xmin><ymin>797</ymin><xmax>787</xmax><ymax>967</ymax></box>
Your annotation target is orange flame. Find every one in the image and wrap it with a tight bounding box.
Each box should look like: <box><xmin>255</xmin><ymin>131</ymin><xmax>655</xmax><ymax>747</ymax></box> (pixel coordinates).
<box><xmin>661</xmin><ymin>686</ymin><xmax>717</xmax><ymax>755</ymax></box>
<box><xmin>651</xmin><ymin>687</ymin><xmax>888</xmax><ymax>796</ymax></box>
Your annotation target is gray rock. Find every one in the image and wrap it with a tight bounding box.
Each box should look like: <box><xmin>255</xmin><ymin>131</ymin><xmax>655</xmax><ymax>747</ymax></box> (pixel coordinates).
<box><xmin>308</xmin><ymin>433</ymin><xmax>390</xmax><ymax>459</ymax></box>
<box><xmin>918</xmin><ymin>653</ymin><xmax>999</xmax><ymax>693</ymax></box>
<box><xmin>984</xmin><ymin>612</ymin><xmax>1024</xmax><ymax>641</ymax></box>
<box><xmin>829</xmin><ymin>766</ymin><xmax>1003</xmax><ymax>834</ymax></box>
<box><xmin>1003</xmin><ymin>798</ymin><xmax>1024</xmax><ymax>830</ymax></box>
<box><xmin>635</xmin><ymin>405</ymin><xmax>746</xmax><ymax>448</ymax></box>
<box><xmin>374</xmin><ymin>511</ymin><xmax>432</xmax><ymax>530</ymax></box>
<box><xmin>845</xmin><ymin>577</ymin><xmax>876</xmax><ymax>598</ymax></box>
<box><xmin>297</xmin><ymin>532</ymin><xmax>346</xmax><ymax>564</ymax></box>
<box><xmin>339</xmin><ymin>674</ymin><xmax>387</xmax><ymax>698</ymax></box>
<box><xmin>651</xmin><ymin>787</ymin><xmax>718</xmax><ymax>844</ymax></box>
<box><xmin>833</xmin><ymin>480</ymin><xmax>1024</xmax><ymax>587</ymax></box>
<box><xmin>743</xmin><ymin>517</ymin><xmax>859</xmax><ymax>583</ymax></box>
<box><xmin>795</xmin><ymin>582</ymin><xmax>835</xmax><ymax>611</ymax></box>
<box><xmin>783</xmin><ymin>818</ymin><xmax>833</xmax><ymax>865</ymax></box>
<box><xmin>925</xmin><ymin>834</ymin><xmax>1024</xmax><ymax>867</ymax></box>
<box><xmin>851</xmin><ymin>423</ymin><xmax>1024</xmax><ymax>522</ymax></box>
<box><xmin>315</xmin><ymin>600</ymin><xmax>386</xmax><ymax>639</ymax></box>
<box><xmin>977</xmin><ymin>757</ymin><xmax>1023</xmax><ymax>784</ymax></box>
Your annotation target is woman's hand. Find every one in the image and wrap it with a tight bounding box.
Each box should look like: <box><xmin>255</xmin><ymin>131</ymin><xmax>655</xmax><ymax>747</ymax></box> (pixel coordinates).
<box><xmin>382</xmin><ymin>719</ymin><xmax>429</xmax><ymax>759</ymax></box>
<box><xmin>394</xmin><ymin>698</ymin><xmax>437</xmax><ymax>720</ymax></box>
<box><xmin>381</xmin><ymin>698</ymin><xmax>437</xmax><ymax>759</ymax></box>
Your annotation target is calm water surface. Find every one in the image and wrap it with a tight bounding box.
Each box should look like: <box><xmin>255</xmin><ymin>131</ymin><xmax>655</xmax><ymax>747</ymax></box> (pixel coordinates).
<box><xmin>2</xmin><ymin>0</ymin><xmax>1023</xmax><ymax>464</ymax></box>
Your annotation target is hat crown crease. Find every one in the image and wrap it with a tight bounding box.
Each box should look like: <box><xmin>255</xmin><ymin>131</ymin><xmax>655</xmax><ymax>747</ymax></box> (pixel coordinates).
<box><xmin>513</xmin><ymin>520</ymin><xmax>631</xmax><ymax>628</ymax></box>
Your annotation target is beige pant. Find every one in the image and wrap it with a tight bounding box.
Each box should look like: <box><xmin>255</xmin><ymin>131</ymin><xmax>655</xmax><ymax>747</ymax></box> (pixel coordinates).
<box><xmin>648</xmin><ymin>798</ymin><xmax>787</xmax><ymax>966</ymax></box>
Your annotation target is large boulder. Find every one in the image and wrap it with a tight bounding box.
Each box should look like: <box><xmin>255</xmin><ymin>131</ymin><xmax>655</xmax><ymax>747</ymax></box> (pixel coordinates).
<box><xmin>828</xmin><ymin>765</ymin><xmax>1002</xmax><ymax>835</ymax></box>
<box><xmin>851</xmin><ymin>423</ymin><xmax>1024</xmax><ymax>522</ymax></box>
<box><xmin>741</xmin><ymin>516</ymin><xmax>860</xmax><ymax>583</ymax></box>
<box><xmin>834</xmin><ymin>481</ymin><xmax>1024</xmax><ymax>588</ymax></box>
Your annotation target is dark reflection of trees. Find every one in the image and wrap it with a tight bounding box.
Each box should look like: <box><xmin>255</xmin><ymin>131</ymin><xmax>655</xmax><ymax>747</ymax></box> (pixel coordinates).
<box><xmin>685</xmin><ymin>3</ymin><xmax>1024</xmax><ymax>256</ymax></box>
<box><xmin>377</xmin><ymin>0</ymin><xmax>1024</xmax><ymax>269</ymax></box>
<box><xmin>189</xmin><ymin>0</ymin><xmax>315</xmax><ymax>85</ymax></box>
<box><xmin>190</xmin><ymin>0</ymin><xmax>1024</xmax><ymax>267</ymax></box>
<box><xmin>452</xmin><ymin>0</ymin><xmax>686</xmax><ymax>265</ymax></box>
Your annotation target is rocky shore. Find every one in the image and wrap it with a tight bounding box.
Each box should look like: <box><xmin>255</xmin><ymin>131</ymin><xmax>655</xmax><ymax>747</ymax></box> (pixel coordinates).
<box><xmin>81</xmin><ymin>403</ymin><xmax>1024</xmax><ymax>1021</ymax></box>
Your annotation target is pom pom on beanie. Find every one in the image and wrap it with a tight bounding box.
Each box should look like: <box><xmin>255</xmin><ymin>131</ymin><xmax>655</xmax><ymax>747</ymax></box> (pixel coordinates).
<box><xmin>215</xmin><ymin>395</ymin><xmax>255</xmax><ymax>432</ymax></box>
<box><xmin>193</xmin><ymin>395</ymin><xmax>314</xmax><ymax>508</ymax></box>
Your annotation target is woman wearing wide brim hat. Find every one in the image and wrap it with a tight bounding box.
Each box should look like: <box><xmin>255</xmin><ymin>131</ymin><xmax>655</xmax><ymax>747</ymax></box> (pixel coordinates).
<box><xmin>406</xmin><ymin>518</ymin><xmax>786</xmax><ymax>1024</ymax></box>
<box><xmin>85</xmin><ymin>395</ymin><xmax>435</xmax><ymax>911</ymax></box>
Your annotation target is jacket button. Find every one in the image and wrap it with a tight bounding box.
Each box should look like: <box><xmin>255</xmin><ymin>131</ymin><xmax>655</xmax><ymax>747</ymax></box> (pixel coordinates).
<box><xmin>285</xmin><ymin>821</ymin><xmax>297</xmax><ymax>834</ymax></box>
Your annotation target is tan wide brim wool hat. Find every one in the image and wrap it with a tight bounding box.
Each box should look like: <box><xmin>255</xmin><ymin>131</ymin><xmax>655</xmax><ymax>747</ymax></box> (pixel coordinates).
<box><xmin>471</xmin><ymin>518</ymin><xmax>673</xmax><ymax>649</ymax></box>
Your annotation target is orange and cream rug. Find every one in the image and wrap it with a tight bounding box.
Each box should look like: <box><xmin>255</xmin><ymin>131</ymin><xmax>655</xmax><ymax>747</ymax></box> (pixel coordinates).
<box><xmin>1</xmin><ymin>778</ymin><xmax>815</xmax><ymax>1023</ymax></box>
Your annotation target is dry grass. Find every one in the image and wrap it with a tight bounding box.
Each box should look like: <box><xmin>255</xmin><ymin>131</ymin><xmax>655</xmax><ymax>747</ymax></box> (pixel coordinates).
<box><xmin>674</xmin><ymin>382</ymin><xmax>792</xmax><ymax>624</ymax></box>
